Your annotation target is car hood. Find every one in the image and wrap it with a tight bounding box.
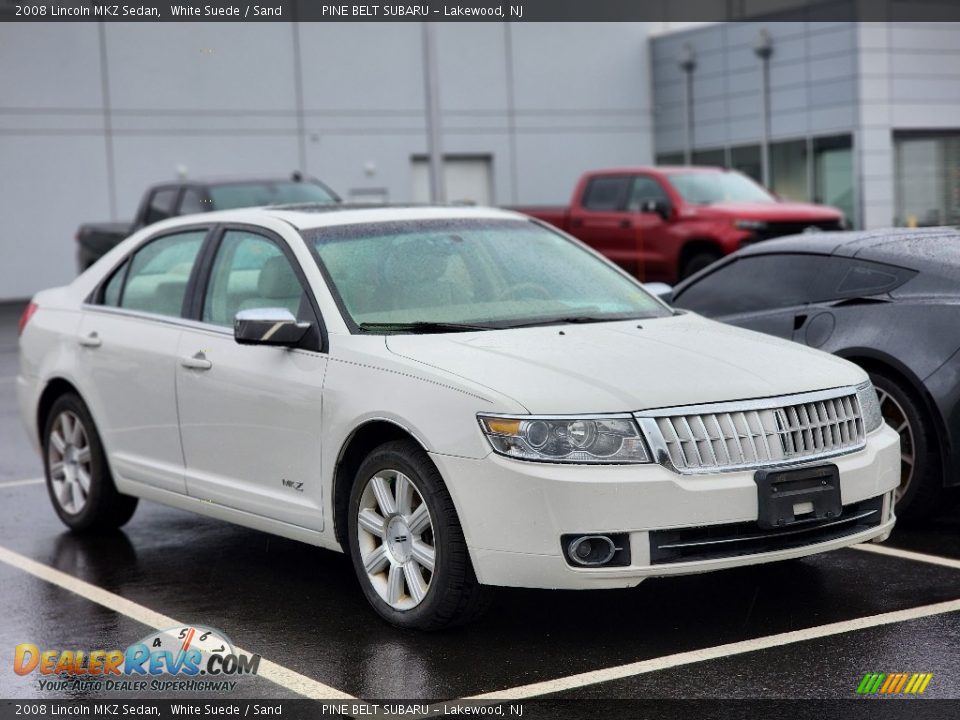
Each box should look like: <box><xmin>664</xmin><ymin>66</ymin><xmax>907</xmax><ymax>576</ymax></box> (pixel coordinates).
<box><xmin>385</xmin><ymin>313</ymin><xmax>866</xmax><ymax>414</ymax></box>
<box><xmin>692</xmin><ymin>201</ymin><xmax>842</xmax><ymax>221</ymax></box>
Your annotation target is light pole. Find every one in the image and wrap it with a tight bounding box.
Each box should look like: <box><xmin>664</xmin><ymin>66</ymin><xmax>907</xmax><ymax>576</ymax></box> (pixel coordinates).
<box><xmin>754</xmin><ymin>28</ymin><xmax>774</xmax><ymax>188</ymax></box>
<box><xmin>678</xmin><ymin>43</ymin><xmax>696</xmax><ymax>166</ymax></box>
<box><xmin>422</xmin><ymin>22</ymin><xmax>445</xmax><ymax>203</ymax></box>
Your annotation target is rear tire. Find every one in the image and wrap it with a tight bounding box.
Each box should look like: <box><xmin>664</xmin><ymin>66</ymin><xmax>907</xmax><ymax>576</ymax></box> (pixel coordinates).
<box><xmin>681</xmin><ymin>251</ymin><xmax>721</xmax><ymax>279</ymax></box>
<box><xmin>347</xmin><ymin>440</ymin><xmax>491</xmax><ymax>630</ymax></box>
<box><xmin>42</xmin><ymin>393</ymin><xmax>138</xmax><ymax>532</ymax></box>
<box><xmin>869</xmin><ymin>370</ymin><xmax>943</xmax><ymax>523</ymax></box>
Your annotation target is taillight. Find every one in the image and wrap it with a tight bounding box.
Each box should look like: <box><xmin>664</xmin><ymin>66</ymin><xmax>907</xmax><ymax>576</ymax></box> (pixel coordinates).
<box><xmin>18</xmin><ymin>302</ymin><xmax>38</xmax><ymax>337</ymax></box>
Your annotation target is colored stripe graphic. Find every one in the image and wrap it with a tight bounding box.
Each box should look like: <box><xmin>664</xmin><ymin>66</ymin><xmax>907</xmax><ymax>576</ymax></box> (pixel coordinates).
<box><xmin>857</xmin><ymin>672</ymin><xmax>933</xmax><ymax>694</ymax></box>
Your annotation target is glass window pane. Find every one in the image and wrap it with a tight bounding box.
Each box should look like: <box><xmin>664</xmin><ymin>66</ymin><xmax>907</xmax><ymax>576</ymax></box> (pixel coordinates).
<box><xmin>203</xmin><ymin>231</ymin><xmax>307</xmax><ymax>327</ymax></box>
<box><xmin>814</xmin><ymin>135</ymin><xmax>854</xmax><ymax>228</ymax></box>
<box><xmin>692</xmin><ymin>148</ymin><xmax>726</xmax><ymax>167</ymax></box>
<box><xmin>895</xmin><ymin>133</ymin><xmax>960</xmax><ymax>227</ymax></box>
<box><xmin>144</xmin><ymin>188</ymin><xmax>178</xmax><ymax>225</ymax></box>
<box><xmin>673</xmin><ymin>254</ymin><xmax>840</xmax><ymax>316</ymax></box>
<box><xmin>582</xmin><ymin>176</ymin><xmax>630</xmax><ymax>211</ymax></box>
<box><xmin>120</xmin><ymin>231</ymin><xmax>206</xmax><ymax>317</ymax></box>
<box><xmin>208</xmin><ymin>182</ymin><xmax>336</xmax><ymax>210</ymax></box>
<box><xmin>730</xmin><ymin>145</ymin><xmax>762</xmax><ymax>183</ymax></box>
<box><xmin>101</xmin><ymin>260</ymin><xmax>128</xmax><ymax>307</ymax></box>
<box><xmin>626</xmin><ymin>176</ymin><xmax>670</xmax><ymax>211</ymax></box>
<box><xmin>179</xmin><ymin>189</ymin><xmax>206</xmax><ymax>215</ymax></box>
<box><xmin>656</xmin><ymin>153</ymin><xmax>685</xmax><ymax>166</ymax></box>
<box><xmin>770</xmin><ymin>139</ymin><xmax>809</xmax><ymax>202</ymax></box>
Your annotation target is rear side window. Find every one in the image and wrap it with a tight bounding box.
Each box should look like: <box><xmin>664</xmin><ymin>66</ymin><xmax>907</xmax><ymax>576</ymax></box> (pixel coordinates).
<box><xmin>116</xmin><ymin>231</ymin><xmax>207</xmax><ymax>317</ymax></box>
<box><xmin>101</xmin><ymin>259</ymin><xmax>128</xmax><ymax>307</ymax></box>
<box><xmin>581</xmin><ymin>176</ymin><xmax>630</xmax><ymax>211</ymax></box>
<box><xmin>144</xmin><ymin>188</ymin><xmax>179</xmax><ymax>225</ymax></box>
<box><xmin>673</xmin><ymin>254</ymin><xmax>839</xmax><ymax>317</ymax></box>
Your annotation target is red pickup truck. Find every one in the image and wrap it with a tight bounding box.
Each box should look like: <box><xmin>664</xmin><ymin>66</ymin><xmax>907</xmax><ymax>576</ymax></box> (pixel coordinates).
<box><xmin>516</xmin><ymin>167</ymin><xmax>845</xmax><ymax>282</ymax></box>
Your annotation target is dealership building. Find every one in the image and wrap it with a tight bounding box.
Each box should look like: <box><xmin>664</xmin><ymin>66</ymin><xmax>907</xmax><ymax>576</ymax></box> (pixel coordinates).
<box><xmin>1</xmin><ymin>13</ymin><xmax>959</xmax><ymax>300</ymax></box>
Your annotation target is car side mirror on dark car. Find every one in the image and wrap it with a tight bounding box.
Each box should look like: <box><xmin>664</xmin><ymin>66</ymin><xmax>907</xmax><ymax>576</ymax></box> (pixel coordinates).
<box><xmin>234</xmin><ymin>308</ymin><xmax>311</xmax><ymax>348</ymax></box>
<box><xmin>640</xmin><ymin>199</ymin><xmax>672</xmax><ymax>221</ymax></box>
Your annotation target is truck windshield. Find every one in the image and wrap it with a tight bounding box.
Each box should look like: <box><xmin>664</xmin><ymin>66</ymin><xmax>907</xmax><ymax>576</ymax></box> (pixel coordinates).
<box><xmin>303</xmin><ymin>218</ymin><xmax>670</xmax><ymax>331</ymax></box>
<box><xmin>668</xmin><ymin>171</ymin><xmax>775</xmax><ymax>205</ymax></box>
<box><xmin>209</xmin><ymin>181</ymin><xmax>337</xmax><ymax>209</ymax></box>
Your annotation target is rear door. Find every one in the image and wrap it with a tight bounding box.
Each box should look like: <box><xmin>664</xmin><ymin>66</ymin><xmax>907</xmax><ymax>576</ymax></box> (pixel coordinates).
<box><xmin>78</xmin><ymin>226</ymin><xmax>211</xmax><ymax>494</ymax></box>
<box><xmin>175</xmin><ymin>226</ymin><xmax>328</xmax><ymax>530</ymax></box>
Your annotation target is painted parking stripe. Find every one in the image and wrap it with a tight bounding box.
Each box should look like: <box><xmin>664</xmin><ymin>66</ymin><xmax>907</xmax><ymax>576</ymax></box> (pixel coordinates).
<box><xmin>853</xmin><ymin>542</ymin><xmax>960</xmax><ymax>571</ymax></box>
<box><xmin>0</xmin><ymin>544</ymin><xmax>356</xmax><ymax>700</ymax></box>
<box><xmin>0</xmin><ymin>477</ymin><xmax>44</xmax><ymax>488</ymax></box>
<box><xmin>466</xmin><ymin>597</ymin><xmax>960</xmax><ymax>700</ymax></box>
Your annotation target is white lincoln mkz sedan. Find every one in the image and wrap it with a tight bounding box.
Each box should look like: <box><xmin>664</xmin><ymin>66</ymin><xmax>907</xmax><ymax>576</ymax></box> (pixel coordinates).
<box><xmin>18</xmin><ymin>205</ymin><xmax>900</xmax><ymax>628</ymax></box>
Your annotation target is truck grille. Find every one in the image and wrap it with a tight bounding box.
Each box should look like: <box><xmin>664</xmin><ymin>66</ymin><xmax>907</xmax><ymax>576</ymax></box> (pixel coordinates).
<box><xmin>637</xmin><ymin>390</ymin><xmax>865</xmax><ymax>473</ymax></box>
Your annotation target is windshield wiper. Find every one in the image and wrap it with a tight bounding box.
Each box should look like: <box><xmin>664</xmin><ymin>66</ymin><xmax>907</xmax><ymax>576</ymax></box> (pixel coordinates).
<box><xmin>500</xmin><ymin>314</ymin><xmax>651</xmax><ymax>329</ymax></box>
<box><xmin>357</xmin><ymin>321</ymin><xmax>493</xmax><ymax>334</ymax></box>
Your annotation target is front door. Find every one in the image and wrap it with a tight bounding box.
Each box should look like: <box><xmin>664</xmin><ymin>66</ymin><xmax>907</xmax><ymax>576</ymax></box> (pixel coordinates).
<box><xmin>175</xmin><ymin>228</ymin><xmax>327</xmax><ymax>530</ymax></box>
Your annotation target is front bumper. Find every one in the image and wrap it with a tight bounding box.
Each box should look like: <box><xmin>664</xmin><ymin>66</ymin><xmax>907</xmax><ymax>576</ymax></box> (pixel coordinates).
<box><xmin>432</xmin><ymin>423</ymin><xmax>900</xmax><ymax>589</ymax></box>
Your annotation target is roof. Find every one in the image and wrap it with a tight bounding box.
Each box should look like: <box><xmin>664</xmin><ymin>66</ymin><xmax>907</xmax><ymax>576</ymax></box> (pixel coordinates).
<box><xmin>189</xmin><ymin>203</ymin><xmax>529</xmax><ymax>231</ymax></box>
<box><xmin>738</xmin><ymin>226</ymin><xmax>960</xmax><ymax>265</ymax></box>
<box><xmin>584</xmin><ymin>166</ymin><xmax>727</xmax><ymax>176</ymax></box>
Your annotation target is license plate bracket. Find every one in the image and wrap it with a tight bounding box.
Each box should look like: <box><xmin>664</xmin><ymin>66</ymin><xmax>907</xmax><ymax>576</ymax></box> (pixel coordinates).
<box><xmin>754</xmin><ymin>464</ymin><xmax>841</xmax><ymax>530</ymax></box>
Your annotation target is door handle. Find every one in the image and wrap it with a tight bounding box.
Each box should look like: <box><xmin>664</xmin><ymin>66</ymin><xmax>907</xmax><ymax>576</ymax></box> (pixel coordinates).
<box><xmin>180</xmin><ymin>351</ymin><xmax>212</xmax><ymax>371</ymax></box>
<box><xmin>619</xmin><ymin>219</ymin><xmax>632</xmax><ymax>229</ymax></box>
<box><xmin>78</xmin><ymin>332</ymin><xmax>102</xmax><ymax>348</ymax></box>
<box><xmin>570</xmin><ymin>218</ymin><xmax>584</xmax><ymax>228</ymax></box>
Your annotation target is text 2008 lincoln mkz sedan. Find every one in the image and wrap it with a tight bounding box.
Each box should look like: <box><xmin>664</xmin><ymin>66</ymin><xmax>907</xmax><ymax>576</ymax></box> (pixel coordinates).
<box><xmin>18</xmin><ymin>205</ymin><xmax>900</xmax><ymax>629</ymax></box>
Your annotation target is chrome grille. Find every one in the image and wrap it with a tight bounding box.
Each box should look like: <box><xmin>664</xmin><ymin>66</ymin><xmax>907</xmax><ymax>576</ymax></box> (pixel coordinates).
<box><xmin>639</xmin><ymin>391</ymin><xmax>865</xmax><ymax>473</ymax></box>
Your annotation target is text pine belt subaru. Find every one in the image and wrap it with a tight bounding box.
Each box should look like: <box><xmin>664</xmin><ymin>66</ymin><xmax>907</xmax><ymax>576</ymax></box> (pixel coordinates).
<box><xmin>17</xmin><ymin>205</ymin><xmax>900</xmax><ymax>629</ymax></box>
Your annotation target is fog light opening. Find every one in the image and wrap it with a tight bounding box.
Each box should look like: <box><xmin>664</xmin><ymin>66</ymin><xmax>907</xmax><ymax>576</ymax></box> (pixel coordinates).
<box><xmin>567</xmin><ymin>535</ymin><xmax>618</xmax><ymax>566</ymax></box>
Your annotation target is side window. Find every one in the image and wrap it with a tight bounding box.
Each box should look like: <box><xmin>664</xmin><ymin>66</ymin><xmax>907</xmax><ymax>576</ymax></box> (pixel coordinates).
<box><xmin>101</xmin><ymin>259</ymin><xmax>128</xmax><ymax>307</ymax></box>
<box><xmin>118</xmin><ymin>231</ymin><xmax>207</xmax><ymax>317</ymax></box>
<box><xmin>202</xmin><ymin>230</ymin><xmax>310</xmax><ymax>327</ymax></box>
<box><xmin>830</xmin><ymin>259</ymin><xmax>914</xmax><ymax>298</ymax></box>
<box><xmin>673</xmin><ymin>254</ymin><xmax>840</xmax><ymax>317</ymax></box>
<box><xmin>581</xmin><ymin>176</ymin><xmax>630</xmax><ymax>211</ymax></box>
<box><xmin>144</xmin><ymin>188</ymin><xmax>179</xmax><ymax>225</ymax></box>
<box><xmin>627</xmin><ymin>176</ymin><xmax>670</xmax><ymax>211</ymax></box>
<box><xmin>179</xmin><ymin>188</ymin><xmax>206</xmax><ymax>215</ymax></box>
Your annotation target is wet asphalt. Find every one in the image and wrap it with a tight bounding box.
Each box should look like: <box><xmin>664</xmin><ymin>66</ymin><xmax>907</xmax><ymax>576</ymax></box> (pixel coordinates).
<box><xmin>0</xmin><ymin>300</ymin><xmax>959</xmax><ymax>702</ymax></box>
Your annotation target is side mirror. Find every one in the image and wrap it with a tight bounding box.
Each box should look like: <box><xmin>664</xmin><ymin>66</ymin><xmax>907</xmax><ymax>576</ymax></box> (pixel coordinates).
<box><xmin>640</xmin><ymin>199</ymin><xmax>672</xmax><ymax>220</ymax></box>
<box><xmin>644</xmin><ymin>282</ymin><xmax>674</xmax><ymax>303</ymax></box>
<box><xmin>234</xmin><ymin>308</ymin><xmax>310</xmax><ymax>347</ymax></box>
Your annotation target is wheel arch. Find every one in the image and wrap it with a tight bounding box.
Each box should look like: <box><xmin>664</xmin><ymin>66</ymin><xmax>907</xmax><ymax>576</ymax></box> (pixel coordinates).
<box><xmin>36</xmin><ymin>377</ymin><xmax>84</xmax><ymax>442</ymax></box>
<box><xmin>837</xmin><ymin>347</ymin><xmax>954</xmax><ymax>487</ymax></box>
<box><xmin>332</xmin><ymin>419</ymin><xmax>432</xmax><ymax>551</ymax></box>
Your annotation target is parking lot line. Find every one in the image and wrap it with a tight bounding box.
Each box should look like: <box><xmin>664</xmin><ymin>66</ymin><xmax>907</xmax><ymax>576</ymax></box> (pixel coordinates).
<box><xmin>466</xmin><ymin>597</ymin><xmax>960</xmax><ymax>700</ymax></box>
<box><xmin>0</xmin><ymin>544</ymin><xmax>356</xmax><ymax>700</ymax></box>
<box><xmin>853</xmin><ymin>542</ymin><xmax>960</xmax><ymax>571</ymax></box>
<box><xmin>0</xmin><ymin>478</ymin><xmax>44</xmax><ymax>488</ymax></box>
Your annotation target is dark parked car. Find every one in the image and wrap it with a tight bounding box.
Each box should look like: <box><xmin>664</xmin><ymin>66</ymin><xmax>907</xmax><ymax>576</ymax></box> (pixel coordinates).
<box><xmin>669</xmin><ymin>227</ymin><xmax>960</xmax><ymax>521</ymax></box>
<box><xmin>75</xmin><ymin>174</ymin><xmax>339</xmax><ymax>271</ymax></box>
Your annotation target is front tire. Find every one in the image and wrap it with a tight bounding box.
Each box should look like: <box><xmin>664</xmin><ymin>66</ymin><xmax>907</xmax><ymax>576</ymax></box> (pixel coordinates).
<box><xmin>347</xmin><ymin>440</ymin><xmax>490</xmax><ymax>630</ymax></box>
<box><xmin>869</xmin><ymin>371</ymin><xmax>943</xmax><ymax>522</ymax></box>
<box><xmin>680</xmin><ymin>251</ymin><xmax>721</xmax><ymax>279</ymax></box>
<box><xmin>43</xmin><ymin>393</ymin><xmax>138</xmax><ymax>532</ymax></box>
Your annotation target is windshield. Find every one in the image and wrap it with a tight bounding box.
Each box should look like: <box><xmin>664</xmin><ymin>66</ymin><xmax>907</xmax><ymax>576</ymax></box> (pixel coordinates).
<box><xmin>209</xmin><ymin>181</ymin><xmax>337</xmax><ymax>210</ymax></box>
<box><xmin>303</xmin><ymin>219</ymin><xmax>669</xmax><ymax>331</ymax></box>
<box><xmin>668</xmin><ymin>171</ymin><xmax>775</xmax><ymax>205</ymax></box>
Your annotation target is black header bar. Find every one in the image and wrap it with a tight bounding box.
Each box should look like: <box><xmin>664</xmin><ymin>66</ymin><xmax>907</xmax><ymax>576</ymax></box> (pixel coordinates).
<box><xmin>2</xmin><ymin>0</ymin><xmax>960</xmax><ymax>22</ymax></box>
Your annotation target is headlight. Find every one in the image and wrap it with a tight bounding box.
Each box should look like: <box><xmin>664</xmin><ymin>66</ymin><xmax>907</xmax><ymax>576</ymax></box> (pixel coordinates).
<box><xmin>478</xmin><ymin>415</ymin><xmax>651</xmax><ymax>464</ymax></box>
<box><xmin>856</xmin><ymin>381</ymin><xmax>883</xmax><ymax>433</ymax></box>
<box><xmin>734</xmin><ymin>219</ymin><xmax>767</xmax><ymax>230</ymax></box>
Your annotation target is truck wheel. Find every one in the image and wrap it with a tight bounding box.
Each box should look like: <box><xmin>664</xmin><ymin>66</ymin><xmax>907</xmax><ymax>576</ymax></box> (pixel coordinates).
<box><xmin>681</xmin><ymin>251</ymin><xmax>721</xmax><ymax>279</ymax></box>
<box><xmin>347</xmin><ymin>440</ymin><xmax>491</xmax><ymax>630</ymax></box>
<box><xmin>43</xmin><ymin>393</ymin><xmax>138</xmax><ymax>532</ymax></box>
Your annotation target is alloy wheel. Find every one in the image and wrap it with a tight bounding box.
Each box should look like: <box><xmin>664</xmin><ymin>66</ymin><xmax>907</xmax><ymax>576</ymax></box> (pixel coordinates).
<box><xmin>876</xmin><ymin>387</ymin><xmax>915</xmax><ymax>503</ymax></box>
<box><xmin>356</xmin><ymin>469</ymin><xmax>436</xmax><ymax>611</ymax></box>
<box><xmin>48</xmin><ymin>410</ymin><xmax>93</xmax><ymax>515</ymax></box>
